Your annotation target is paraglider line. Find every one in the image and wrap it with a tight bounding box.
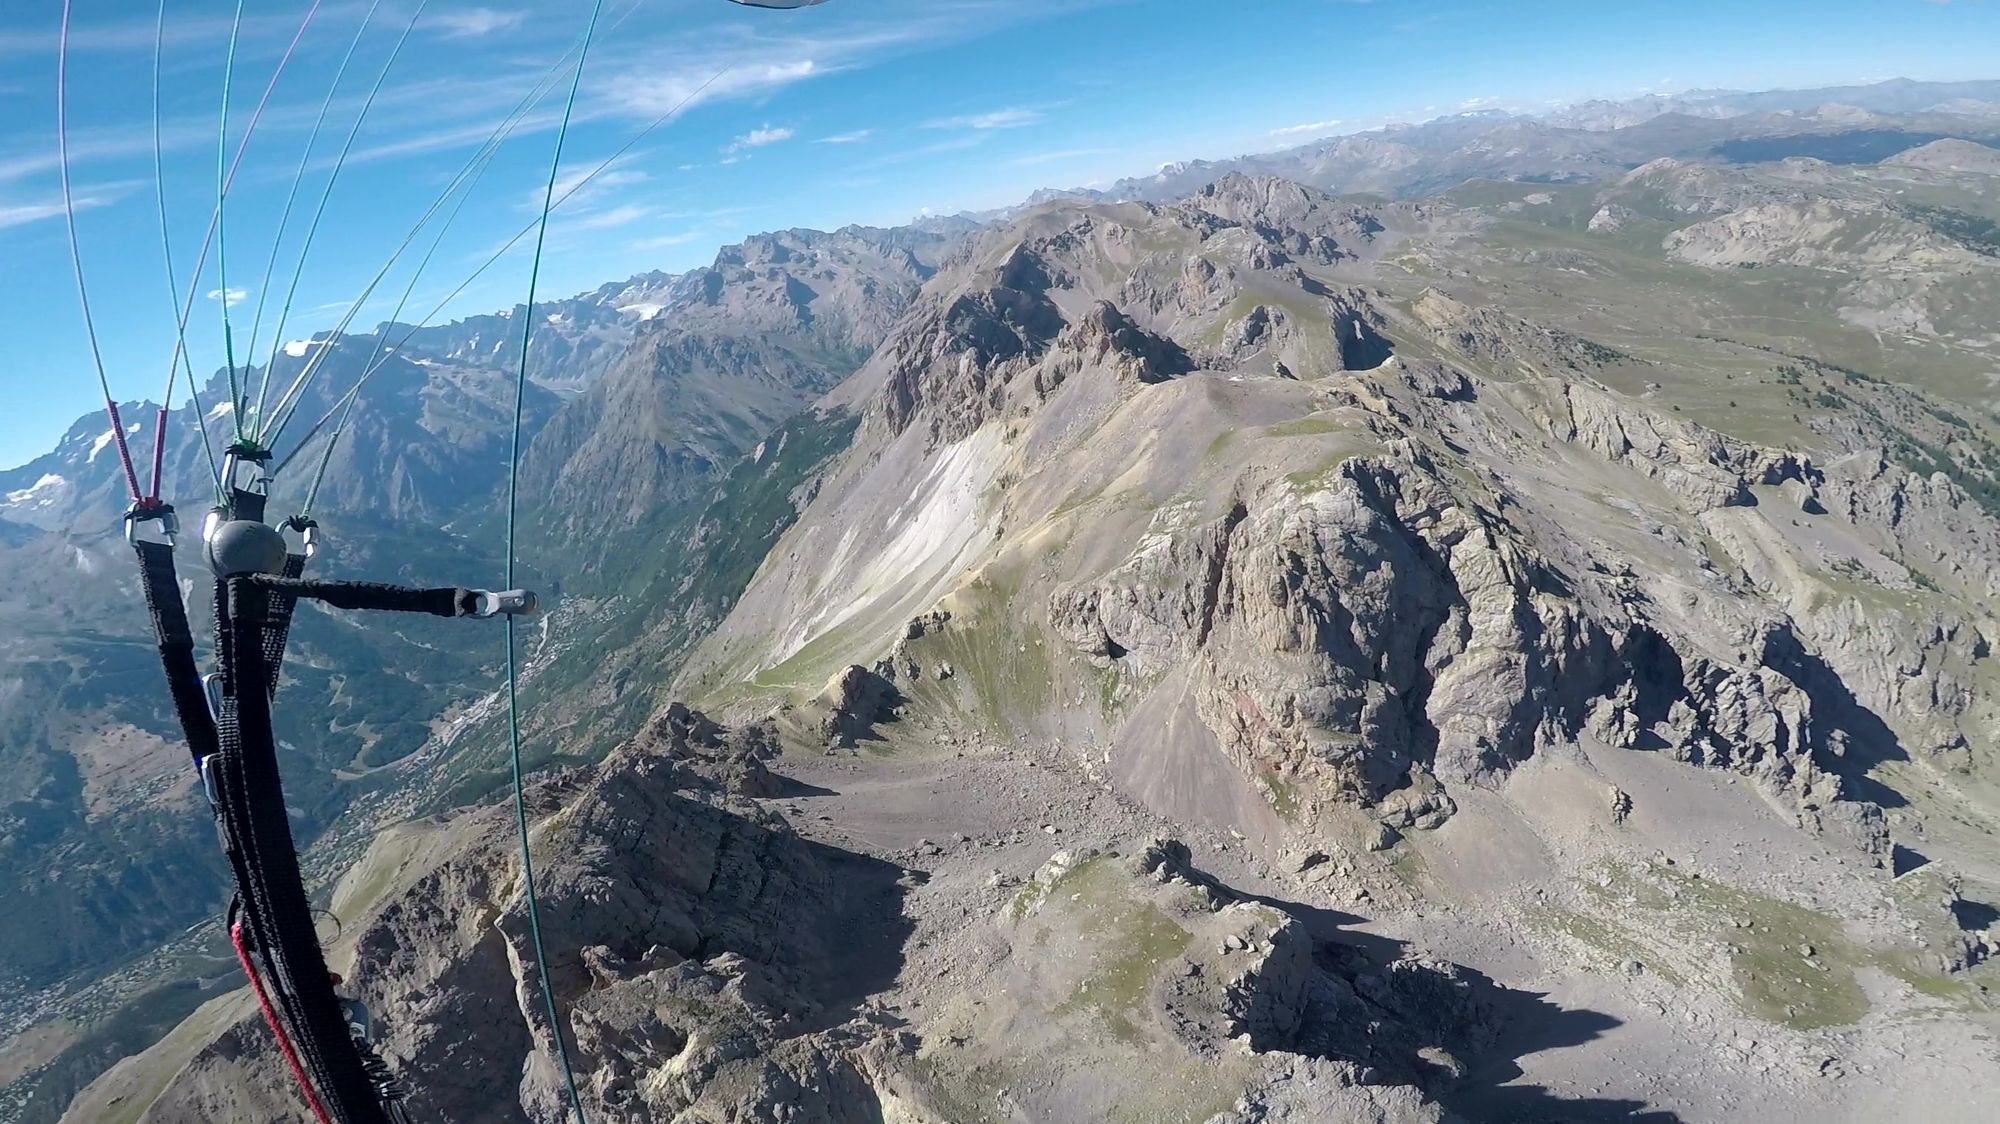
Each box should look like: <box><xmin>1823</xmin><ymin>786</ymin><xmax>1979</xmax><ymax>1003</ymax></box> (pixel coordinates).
<box><xmin>58</xmin><ymin>0</ymin><xmax>143</xmax><ymax>502</ymax></box>
<box><xmin>507</xmin><ymin>3</ymin><xmax>607</xmax><ymax>1121</ymax></box>
<box><xmin>284</xmin><ymin>54</ymin><xmax>737</xmax><ymax>508</ymax></box>
<box><xmin>252</xmin><ymin>0</ymin><xmax>427</xmax><ymax>445</ymax></box>
<box><xmin>232</xmin><ymin>918</ymin><xmax>337</xmax><ymax>1124</ymax></box>
<box><xmin>244</xmin><ymin>0</ymin><xmax>388</xmax><ymax>436</ymax></box>
<box><xmin>216</xmin><ymin>0</ymin><xmax>249</xmax><ymax>440</ymax></box>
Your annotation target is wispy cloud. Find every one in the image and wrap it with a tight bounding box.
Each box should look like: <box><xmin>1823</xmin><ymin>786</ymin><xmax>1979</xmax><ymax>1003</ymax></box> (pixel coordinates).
<box><xmin>0</xmin><ymin>180</ymin><xmax>138</xmax><ymax>230</ymax></box>
<box><xmin>1271</xmin><ymin>118</ymin><xmax>1343</xmax><ymax>137</ymax></box>
<box><xmin>567</xmin><ymin>203</ymin><xmax>651</xmax><ymax>230</ymax></box>
<box><xmin>601</xmin><ymin>60</ymin><xmax>820</xmax><ymax>118</ymax></box>
<box><xmin>0</xmin><ymin>200</ymin><xmax>74</xmax><ymax>231</ymax></box>
<box><xmin>858</xmin><ymin>132</ymin><xmax>991</xmax><ymax>169</ymax></box>
<box><xmin>816</xmin><ymin>129</ymin><xmax>875</xmax><ymax>144</ymax></box>
<box><xmin>429</xmin><ymin>7</ymin><xmax>528</xmax><ymax>39</ymax></box>
<box><xmin>207</xmin><ymin>287</ymin><xmax>250</xmax><ymax>308</ymax></box>
<box><xmin>925</xmin><ymin>106</ymin><xmax>1043</xmax><ymax>131</ymax></box>
<box><xmin>544</xmin><ymin>159</ymin><xmax>648</xmax><ymax>209</ymax></box>
<box><xmin>726</xmin><ymin>125</ymin><xmax>795</xmax><ymax>154</ymax></box>
<box><xmin>0</xmin><ymin>7</ymin><xmax>323</xmax><ymax>57</ymax></box>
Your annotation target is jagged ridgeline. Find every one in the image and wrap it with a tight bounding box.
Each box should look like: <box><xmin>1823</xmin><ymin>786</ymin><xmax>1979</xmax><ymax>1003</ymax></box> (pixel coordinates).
<box><xmin>8</xmin><ymin>87</ymin><xmax>2000</xmax><ymax>1124</ymax></box>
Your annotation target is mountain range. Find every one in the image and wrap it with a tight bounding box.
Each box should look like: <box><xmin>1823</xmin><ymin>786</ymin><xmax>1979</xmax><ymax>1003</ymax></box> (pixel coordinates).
<box><xmin>5</xmin><ymin>77</ymin><xmax>2000</xmax><ymax>1124</ymax></box>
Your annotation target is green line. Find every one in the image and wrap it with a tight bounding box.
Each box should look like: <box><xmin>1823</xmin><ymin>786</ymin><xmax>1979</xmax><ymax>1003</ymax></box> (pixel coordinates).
<box><xmin>152</xmin><ymin>0</ymin><xmax>221</xmax><ymax>500</ymax></box>
<box><xmin>245</xmin><ymin>0</ymin><xmax>388</xmax><ymax>438</ymax></box>
<box><xmin>216</xmin><ymin>0</ymin><xmax>247</xmax><ymax>441</ymax></box>
<box><xmin>253</xmin><ymin>0</ymin><xmax>429</xmax><ymax>445</ymax></box>
<box><xmin>506</xmin><ymin>4</ymin><xmax>606</xmax><ymax>1122</ymax></box>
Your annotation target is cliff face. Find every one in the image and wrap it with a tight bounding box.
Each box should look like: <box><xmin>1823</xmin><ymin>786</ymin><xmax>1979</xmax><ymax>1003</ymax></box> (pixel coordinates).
<box><xmin>681</xmin><ymin>174</ymin><xmax>1996</xmax><ymax>865</ymax></box>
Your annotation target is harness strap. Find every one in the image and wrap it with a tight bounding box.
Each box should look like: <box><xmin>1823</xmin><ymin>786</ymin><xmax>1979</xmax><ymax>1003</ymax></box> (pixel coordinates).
<box><xmin>261</xmin><ymin>553</ymin><xmax>309</xmax><ymax>696</ymax></box>
<box><xmin>217</xmin><ymin>575</ymin><xmax>391</xmax><ymax>1124</ymax></box>
<box><xmin>132</xmin><ymin>538</ymin><xmax>218</xmax><ymax>765</ymax></box>
<box><xmin>246</xmin><ymin>575</ymin><xmax>476</xmax><ymax>618</ymax></box>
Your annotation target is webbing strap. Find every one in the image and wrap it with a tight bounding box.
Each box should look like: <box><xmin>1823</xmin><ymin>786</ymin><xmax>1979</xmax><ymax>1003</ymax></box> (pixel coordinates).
<box><xmin>261</xmin><ymin>553</ymin><xmax>309</xmax><ymax>697</ymax></box>
<box><xmin>217</xmin><ymin>576</ymin><xmax>390</xmax><ymax>1124</ymax></box>
<box><xmin>132</xmin><ymin>539</ymin><xmax>217</xmax><ymax>765</ymax></box>
<box><xmin>248</xmin><ymin>575</ymin><xmax>473</xmax><ymax>617</ymax></box>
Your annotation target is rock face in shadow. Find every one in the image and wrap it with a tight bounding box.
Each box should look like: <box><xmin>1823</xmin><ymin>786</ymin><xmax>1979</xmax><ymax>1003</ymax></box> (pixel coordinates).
<box><xmin>81</xmin><ymin>707</ymin><xmax>915</xmax><ymax>1124</ymax></box>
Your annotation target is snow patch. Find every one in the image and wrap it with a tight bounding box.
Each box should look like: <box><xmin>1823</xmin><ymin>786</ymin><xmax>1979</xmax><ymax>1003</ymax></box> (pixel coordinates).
<box><xmin>88</xmin><ymin>429</ymin><xmax>118</xmax><ymax>463</ymax></box>
<box><xmin>617</xmin><ymin>302</ymin><xmax>666</xmax><ymax>320</ymax></box>
<box><xmin>208</xmin><ymin>400</ymin><xmax>234</xmax><ymax>421</ymax></box>
<box><xmin>4</xmin><ymin>474</ymin><xmax>67</xmax><ymax>507</ymax></box>
<box><xmin>282</xmin><ymin>339</ymin><xmax>321</xmax><ymax>357</ymax></box>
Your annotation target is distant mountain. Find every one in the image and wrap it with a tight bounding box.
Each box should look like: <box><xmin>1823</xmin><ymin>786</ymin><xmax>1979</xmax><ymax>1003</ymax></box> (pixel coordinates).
<box><xmin>1008</xmin><ymin>78</ymin><xmax>2000</xmax><ymax>210</ymax></box>
<box><xmin>1887</xmin><ymin>136</ymin><xmax>2000</xmax><ymax>175</ymax></box>
<box><xmin>517</xmin><ymin>225</ymin><xmax>956</xmax><ymax>558</ymax></box>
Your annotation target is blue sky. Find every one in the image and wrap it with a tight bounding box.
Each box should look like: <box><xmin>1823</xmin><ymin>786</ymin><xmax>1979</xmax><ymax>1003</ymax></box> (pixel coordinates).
<box><xmin>1</xmin><ymin>0</ymin><xmax>1995</xmax><ymax>469</ymax></box>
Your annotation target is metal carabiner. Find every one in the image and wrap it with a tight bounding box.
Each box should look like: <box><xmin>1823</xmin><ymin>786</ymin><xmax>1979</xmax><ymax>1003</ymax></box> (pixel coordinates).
<box><xmin>282</xmin><ymin>516</ymin><xmax>322</xmax><ymax>560</ymax></box>
<box><xmin>122</xmin><ymin>501</ymin><xmax>180</xmax><ymax>546</ymax></box>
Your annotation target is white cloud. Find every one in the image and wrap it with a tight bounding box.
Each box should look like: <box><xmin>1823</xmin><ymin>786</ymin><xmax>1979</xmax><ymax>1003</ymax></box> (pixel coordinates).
<box><xmin>816</xmin><ymin>129</ymin><xmax>875</xmax><ymax>144</ymax></box>
<box><xmin>207</xmin><ymin>287</ymin><xmax>249</xmax><ymax>308</ymax></box>
<box><xmin>545</xmin><ymin>161</ymin><xmax>648</xmax><ymax>208</ymax></box>
<box><xmin>0</xmin><ymin>199</ymin><xmax>75</xmax><ymax>230</ymax></box>
<box><xmin>726</xmin><ymin>125</ymin><xmax>796</xmax><ymax>154</ymax></box>
<box><xmin>603</xmin><ymin>60</ymin><xmax>819</xmax><ymax>119</ymax></box>
<box><xmin>859</xmin><ymin>132</ymin><xmax>989</xmax><ymax>169</ymax></box>
<box><xmin>1271</xmin><ymin>118</ymin><xmax>1343</xmax><ymax>137</ymax></box>
<box><xmin>430</xmin><ymin>8</ymin><xmax>527</xmax><ymax>39</ymax></box>
<box><xmin>925</xmin><ymin>107</ymin><xmax>1042</xmax><ymax>131</ymax></box>
<box><xmin>569</xmin><ymin>204</ymin><xmax>650</xmax><ymax>230</ymax></box>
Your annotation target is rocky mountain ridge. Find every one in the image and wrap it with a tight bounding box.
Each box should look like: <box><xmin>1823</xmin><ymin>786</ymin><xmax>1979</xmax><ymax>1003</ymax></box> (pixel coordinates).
<box><xmin>14</xmin><ymin>110</ymin><xmax>2000</xmax><ymax>1124</ymax></box>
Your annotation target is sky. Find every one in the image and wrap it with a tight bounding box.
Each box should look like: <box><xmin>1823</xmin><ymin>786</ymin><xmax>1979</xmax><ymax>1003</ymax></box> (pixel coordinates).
<box><xmin>1</xmin><ymin>0</ymin><xmax>1996</xmax><ymax>469</ymax></box>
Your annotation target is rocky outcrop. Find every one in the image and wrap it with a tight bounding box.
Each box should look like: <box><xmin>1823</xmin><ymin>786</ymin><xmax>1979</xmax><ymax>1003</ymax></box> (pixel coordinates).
<box><xmin>873</xmin><ymin>242</ymin><xmax>1069</xmax><ymax>443</ymax></box>
<box><xmin>98</xmin><ymin>708</ymin><xmax>914</xmax><ymax>1124</ymax></box>
<box><xmin>1037</xmin><ymin>300</ymin><xmax>1194</xmax><ymax>394</ymax></box>
<box><xmin>818</xmin><ymin>664</ymin><xmax>901</xmax><ymax>747</ymax></box>
<box><xmin>1410</xmin><ymin>289</ymin><xmax>1632</xmax><ymax>373</ymax></box>
<box><xmin>1550</xmin><ymin>380</ymin><xmax>1803</xmax><ymax>508</ymax></box>
<box><xmin>1136</xmin><ymin>839</ymin><xmax>1493</xmax><ymax>1102</ymax></box>
<box><xmin>1199</xmin><ymin>454</ymin><xmax>1618</xmax><ymax>803</ymax></box>
<box><xmin>1664</xmin><ymin>200</ymin><xmax>1990</xmax><ymax>271</ymax></box>
<box><xmin>1205</xmin><ymin>1057</ymin><xmax>1448</xmax><ymax>1124</ymax></box>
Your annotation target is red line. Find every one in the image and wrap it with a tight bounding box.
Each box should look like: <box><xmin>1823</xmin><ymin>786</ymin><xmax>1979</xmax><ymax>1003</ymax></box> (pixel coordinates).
<box><xmin>147</xmin><ymin>405</ymin><xmax>170</xmax><ymax>503</ymax></box>
<box><xmin>102</xmin><ymin>401</ymin><xmax>143</xmax><ymax>505</ymax></box>
<box><xmin>231</xmin><ymin>921</ymin><xmax>336</xmax><ymax>1124</ymax></box>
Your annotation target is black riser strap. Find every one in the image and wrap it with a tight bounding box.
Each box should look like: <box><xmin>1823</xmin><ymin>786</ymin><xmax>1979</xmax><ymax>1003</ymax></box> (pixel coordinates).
<box><xmin>262</xmin><ymin>553</ymin><xmax>309</xmax><ymax>698</ymax></box>
<box><xmin>133</xmin><ymin>540</ymin><xmax>218</xmax><ymax>764</ymax></box>
<box><xmin>221</xmin><ymin>577</ymin><xmax>391</xmax><ymax>1124</ymax></box>
<box><xmin>247</xmin><ymin>575</ymin><xmax>470</xmax><ymax>617</ymax></box>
